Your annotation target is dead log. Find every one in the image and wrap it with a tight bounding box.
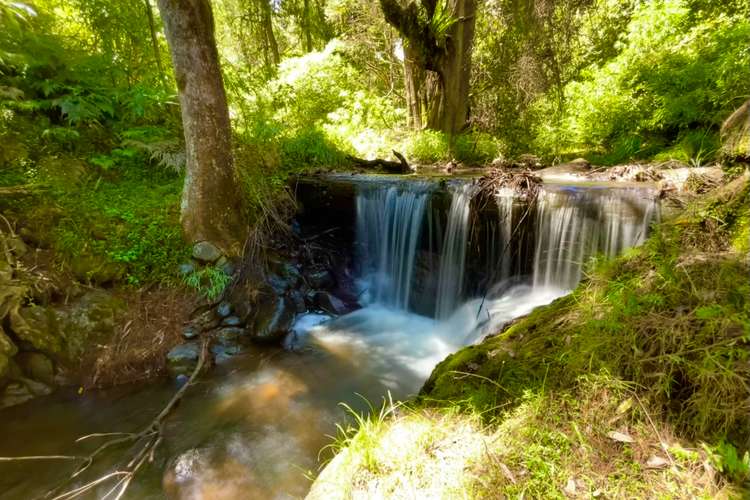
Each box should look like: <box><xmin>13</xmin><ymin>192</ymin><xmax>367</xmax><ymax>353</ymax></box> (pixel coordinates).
<box><xmin>347</xmin><ymin>150</ymin><xmax>411</xmax><ymax>174</ymax></box>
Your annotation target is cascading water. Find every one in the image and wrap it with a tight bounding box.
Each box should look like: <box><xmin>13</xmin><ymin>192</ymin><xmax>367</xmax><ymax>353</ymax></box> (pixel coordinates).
<box><xmin>355</xmin><ymin>183</ymin><xmax>430</xmax><ymax>309</ymax></box>
<box><xmin>532</xmin><ymin>186</ymin><xmax>659</xmax><ymax>290</ymax></box>
<box><xmin>435</xmin><ymin>183</ymin><xmax>476</xmax><ymax>319</ymax></box>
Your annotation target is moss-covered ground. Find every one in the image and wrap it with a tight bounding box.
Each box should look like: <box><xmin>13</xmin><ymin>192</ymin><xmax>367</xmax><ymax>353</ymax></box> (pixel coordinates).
<box><xmin>311</xmin><ymin>173</ymin><xmax>750</xmax><ymax>498</ymax></box>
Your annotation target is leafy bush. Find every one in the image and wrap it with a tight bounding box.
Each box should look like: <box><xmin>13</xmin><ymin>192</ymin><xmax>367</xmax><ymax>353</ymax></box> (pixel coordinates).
<box><xmin>531</xmin><ymin>0</ymin><xmax>750</xmax><ymax>161</ymax></box>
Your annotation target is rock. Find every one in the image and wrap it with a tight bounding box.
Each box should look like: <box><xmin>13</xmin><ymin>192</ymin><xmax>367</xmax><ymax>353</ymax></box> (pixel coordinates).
<box><xmin>57</xmin><ymin>290</ymin><xmax>120</xmax><ymax>361</ymax></box>
<box><xmin>0</xmin><ymin>378</ymin><xmax>52</xmax><ymax>409</ymax></box>
<box><xmin>306</xmin><ymin>268</ymin><xmax>334</xmax><ymax>289</ymax></box>
<box><xmin>190</xmin><ymin>309</ymin><xmax>220</xmax><ymax>332</ymax></box>
<box><xmin>221</xmin><ymin>315</ymin><xmax>243</xmax><ymax>327</ymax></box>
<box><xmin>178</xmin><ymin>262</ymin><xmax>195</xmax><ymax>276</ymax></box>
<box><xmin>166</xmin><ymin>342</ymin><xmax>201</xmax><ymax>377</ymax></box>
<box><xmin>216</xmin><ymin>256</ymin><xmax>236</xmax><ymax>276</ymax></box>
<box><xmin>7</xmin><ymin>237</ymin><xmax>28</xmax><ymax>258</ymax></box>
<box><xmin>192</xmin><ymin>241</ymin><xmax>222</xmax><ymax>263</ymax></box>
<box><xmin>289</xmin><ymin>290</ymin><xmax>307</xmax><ymax>314</ymax></box>
<box><xmin>1</xmin><ymin>382</ymin><xmax>34</xmax><ymax>408</ymax></box>
<box><xmin>216</xmin><ymin>301</ymin><xmax>232</xmax><ymax>318</ymax></box>
<box><xmin>0</xmin><ymin>329</ymin><xmax>18</xmax><ymax>383</ymax></box>
<box><xmin>71</xmin><ymin>255</ymin><xmax>125</xmax><ymax>285</ymax></box>
<box><xmin>210</xmin><ymin>342</ymin><xmax>244</xmax><ymax>360</ymax></box>
<box><xmin>16</xmin><ymin>351</ymin><xmax>55</xmax><ymax>385</ymax></box>
<box><xmin>182</xmin><ymin>325</ymin><xmax>200</xmax><ymax>340</ymax></box>
<box><xmin>252</xmin><ymin>296</ymin><xmax>296</xmax><ymax>342</ymax></box>
<box><xmin>267</xmin><ymin>274</ymin><xmax>290</xmax><ymax>295</ymax></box>
<box><xmin>214</xmin><ymin>326</ymin><xmax>248</xmax><ymax>346</ymax></box>
<box><xmin>314</xmin><ymin>291</ymin><xmax>349</xmax><ymax>315</ymax></box>
<box><xmin>277</xmin><ymin>262</ymin><xmax>302</xmax><ymax>287</ymax></box>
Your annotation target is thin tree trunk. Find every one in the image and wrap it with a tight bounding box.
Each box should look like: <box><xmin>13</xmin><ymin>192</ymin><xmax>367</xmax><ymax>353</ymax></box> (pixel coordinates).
<box><xmin>303</xmin><ymin>0</ymin><xmax>313</xmax><ymax>52</ymax></box>
<box><xmin>144</xmin><ymin>0</ymin><xmax>166</xmax><ymax>85</ymax></box>
<box><xmin>157</xmin><ymin>0</ymin><xmax>247</xmax><ymax>255</ymax></box>
<box><xmin>403</xmin><ymin>43</ymin><xmax>423</xmax><ymax>129</ymax></box>
<box><xmin>259</xmin><ymin>0</ymin><xmax>280</xmax><ymax>66</ymax></box>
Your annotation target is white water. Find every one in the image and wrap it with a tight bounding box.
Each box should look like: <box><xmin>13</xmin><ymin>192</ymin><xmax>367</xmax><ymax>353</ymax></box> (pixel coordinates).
<box><xmin>356</xmin><ymin>183</ymin><xmax>431</xmax><ymax>309</ymax></box>
<box><xmin>533</xmin><ymin>186</ymin><xmax>659</xmax><ymax>289</ymax></box>
<box><xmin>435</xmin><ymin>183</ymin><xmax>476</xmax><ymax>319</ymax></box>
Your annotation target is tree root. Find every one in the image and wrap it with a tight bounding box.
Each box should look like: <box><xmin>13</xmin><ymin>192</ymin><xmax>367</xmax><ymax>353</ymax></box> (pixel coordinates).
<box><xmin>1</xmin><ymin>339</ymin><xmax>210</xmax><ymax>500</ymax></box>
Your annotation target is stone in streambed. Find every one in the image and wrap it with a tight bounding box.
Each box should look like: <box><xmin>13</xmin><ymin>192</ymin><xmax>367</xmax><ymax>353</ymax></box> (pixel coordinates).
<box><xmin>267</xmin><ymin>274</ymin><xmax>290</xmax><ymax>295</ymax></box>
<box><xmin>182</xmin><ymin>325</ymin><xmax>200</xmax><ymax>340</ymax></box>
<box><xmin>192</xmin><ymin>241</ymin><xmax>222</xmax><ymax>263</ymax></box>
<box><xmin>289</xmin><ymin>290</ymin><xmax>307</xmax><ymax>314</ymax></box>
<box><xmin>252</xmin><ymin>296</ymin><xmax>296</xmax><ymax>342</ymax></box>
<box><xmin>314</xmin><ymin>291</ymin><xmax>349</xmax><ymax>315</ymax></box>
<box><xmin>166</xmin><ymin>342</ymin><xmax>201</xmax><ymax>377</ymax></box>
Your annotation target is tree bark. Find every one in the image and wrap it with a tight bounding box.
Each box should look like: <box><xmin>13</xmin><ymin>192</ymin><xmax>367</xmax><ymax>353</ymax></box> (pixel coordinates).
<box><xmin>381</xmin><ymin>0</ymin><xmax>476</xmax><ymax>136</ymax></box>
<box><xmin>144</xmin><ymin>0</ymin><xmax>166</xmax><ymax>85</ymax></box>
<box><xmin>157</xmin><ymin>0</ymin><xmax>247</xmax><ymax>255</ymax></box>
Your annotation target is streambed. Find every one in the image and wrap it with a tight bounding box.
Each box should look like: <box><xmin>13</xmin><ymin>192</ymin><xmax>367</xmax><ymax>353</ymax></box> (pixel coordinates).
<box><xmin>0</xmin><ymin>176</ymin><xmax>660</xmax><ymax>499</ymax></box>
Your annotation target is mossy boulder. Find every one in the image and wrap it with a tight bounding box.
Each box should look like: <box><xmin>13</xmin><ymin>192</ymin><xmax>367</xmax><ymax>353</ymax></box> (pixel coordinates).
<box><xmin>12</xmin><ymin>290</ymin><xmax>121</xmax><ymax>366</ymax></box>
<box><xmin>70</xmin><ymin>254</ymin><xmax>126</xmax><ymax>285</ymax></box>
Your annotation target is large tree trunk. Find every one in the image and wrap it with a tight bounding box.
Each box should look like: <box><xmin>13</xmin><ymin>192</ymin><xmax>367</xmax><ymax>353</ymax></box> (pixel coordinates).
<box><xmin>157</xmin><ymin>0</ymin><xmax>247</xmax><ymax>255</ymax></box>
<box><xmin>382</xmin><ymin>0</ymin><xmax>476</xmax><ymax>136</ymax></box>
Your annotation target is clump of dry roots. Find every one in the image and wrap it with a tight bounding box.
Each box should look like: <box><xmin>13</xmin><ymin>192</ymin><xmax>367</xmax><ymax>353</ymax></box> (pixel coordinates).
<box><xmin>474</xmin><ymin>168</ymin><xmax>542</xmax><ymax>207</ymax></box>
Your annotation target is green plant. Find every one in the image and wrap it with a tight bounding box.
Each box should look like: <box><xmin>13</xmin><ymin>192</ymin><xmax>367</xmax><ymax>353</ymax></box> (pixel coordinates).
<box><xmin>182</xmin><ymin>266</ymin><xmax>232</xmax><ymax>300</ymax></box>
<box><xmin>703</xmin><ymin>441</ymin><xmax>750</xmax><ymax>484</ymax></box>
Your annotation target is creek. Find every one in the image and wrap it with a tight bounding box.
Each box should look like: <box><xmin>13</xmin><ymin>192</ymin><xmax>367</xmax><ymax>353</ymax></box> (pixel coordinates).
<box><xmin>0</xmin><ymin>175</ymin><xmax>659</xmax><ymax>499</ymax></box>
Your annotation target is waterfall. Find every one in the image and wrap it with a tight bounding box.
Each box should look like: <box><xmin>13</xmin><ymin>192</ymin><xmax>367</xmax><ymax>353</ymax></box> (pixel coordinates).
<box><xmin>435</xmin><ymin>183</ymin><xmax>476</xmax><ymax>319</ymax></box>
<box><xmin>495</xmin><ymin>192</ymin><xmax>515</xmax><ymax>283</ymax></box>
<box><xmin>532</xmin><ymin>186</ymin><xmax>659</xmax><ymax>290</ymax></box>
<box><xmin>355</xmin><ymin>183</ymin><xmax>430</xmax><ymax>309</ymax></box>
<box><xmin>353</xmin><ymin>177</ymin><xmax>659</xmax><ymax>318</ymax></box>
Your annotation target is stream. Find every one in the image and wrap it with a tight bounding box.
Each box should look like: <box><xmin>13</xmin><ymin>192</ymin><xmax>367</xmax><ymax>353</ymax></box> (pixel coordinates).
<box><xmin>0</xmin><ymin>176</ymin><xmax>660</xmax><ymax>499</ymax></box>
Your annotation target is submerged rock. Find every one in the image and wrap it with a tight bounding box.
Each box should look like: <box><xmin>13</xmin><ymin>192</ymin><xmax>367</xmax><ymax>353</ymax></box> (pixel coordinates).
<box><xmin>0</xmin><ymin>377</ymin><xmax>53</xmax><ymax>409</ymax></box>
<box><xmin>192</xmin><ymin>241</ymin><xmax>222</xmax><ymax>263</ymax></box>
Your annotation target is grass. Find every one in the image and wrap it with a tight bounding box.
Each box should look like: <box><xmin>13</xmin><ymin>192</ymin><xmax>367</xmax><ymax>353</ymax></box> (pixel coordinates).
<box><xmin>311</xmin><ymin>375</ymin><xmax>735</xmax><ymax>499</ymax></box>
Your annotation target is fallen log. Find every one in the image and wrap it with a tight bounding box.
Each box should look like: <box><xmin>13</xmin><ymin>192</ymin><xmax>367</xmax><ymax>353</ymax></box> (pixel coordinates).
<box><xmin>347</xmin><ymin>150</ymin><xmax>410</xmax><ymax>174</ymax></box>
